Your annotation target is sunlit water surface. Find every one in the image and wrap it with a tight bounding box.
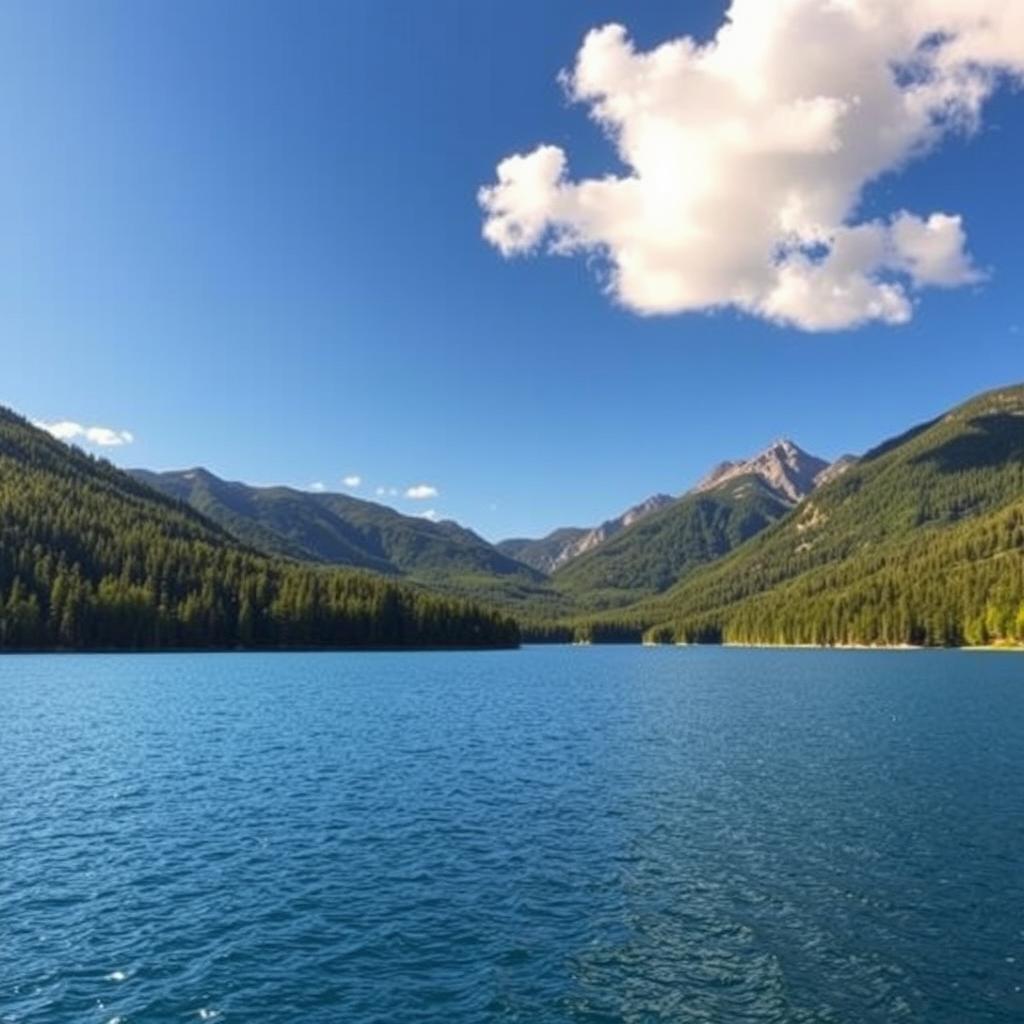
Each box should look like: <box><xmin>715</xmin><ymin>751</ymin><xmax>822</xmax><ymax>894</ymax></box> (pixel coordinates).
<box><xmin>1</xmin><ymin>647</ymin><xmax>1022</xmax><ymax>1023</ymax></box>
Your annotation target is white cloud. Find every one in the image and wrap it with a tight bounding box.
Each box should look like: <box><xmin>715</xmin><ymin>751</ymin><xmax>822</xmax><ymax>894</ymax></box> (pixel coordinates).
<box><xmin>418</xmin><ymin>509</ymin><xmax>441</xmax><ymax>522</ymax></box>
<box><xmin>35</xmin><ymin>420</ymin><xmax>135</xmax><ymax>447</ymax></box>
<box><xmin>405</xmin><ymin>483</ymin><xmax>439</xmax><ymax>500</ymax></box>
<box><xmin>480</xmin><ymin>0</ymin><xmax>1023</xmax><ymax>331</ymax></box>
<box><xmin>308</xmin><ymin>481</ymin><xmax>326</xmax><ymax>492</ymax></box>
<box><xmin>342</xmin><ymin>474</ymin><xmax>362</xmax><ymax>488</ymax></box>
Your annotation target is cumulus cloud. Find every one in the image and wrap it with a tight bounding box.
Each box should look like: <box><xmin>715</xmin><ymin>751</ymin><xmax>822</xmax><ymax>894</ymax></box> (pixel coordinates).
<box><xmin>36</xmin><ymin>420</ymin><xmax>135</xmax><ymax>447</ymax></box>
<box><xmin>342</xmin><ymin>474</ymin><xmax>362</xmax><ymax>488</ymax></box>
<box><xmin>418</xmin><ymin>509</ymin><xmax>441</xmax><ymax>522</ymax></box>
<box><xmin>308</xmin><ymin>481</ymin><xmax>327</xmax><ymax>492</ymax></box>
<box><xmin>405</xmin><ymin>484</ymin><xmax>439</xmax><ymax>500</ymax></box>
<box><xmin>480</xmin><ymin>0</ymin><xmax>1022</xmax><ymax>331</ymax></box>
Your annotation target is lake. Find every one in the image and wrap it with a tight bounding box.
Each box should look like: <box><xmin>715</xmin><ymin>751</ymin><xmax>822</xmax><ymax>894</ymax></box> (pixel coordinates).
<box><xmin>1</xmin><ymin>647</ymin><xmax>1022</xmax><ymax>1023</ymax></box>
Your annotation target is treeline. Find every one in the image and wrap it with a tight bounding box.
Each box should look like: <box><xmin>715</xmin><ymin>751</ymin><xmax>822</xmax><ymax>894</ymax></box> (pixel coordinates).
<box><xmin>511</xmin><ymin>512</ymin><xmax>1024</xmax><ymax>650</ymax></box>
<box><xmin>663</xmin><ymin>499</ymin><xmax>1024</xmax><ymax>643</ymax></box>
<box><xmin>518</xmin><ymin>620</ymin><xmax>644</xmax><ymax>644</ymax></box>
<box><xmin>638</xmin><ymin>497</ymin><xmax>1024</xmax><ymax>648</ymax></box>
<box><xmin>0</xmin><ymin>409</ymin><xmax>518</xmax><ymax>651</ymax></box>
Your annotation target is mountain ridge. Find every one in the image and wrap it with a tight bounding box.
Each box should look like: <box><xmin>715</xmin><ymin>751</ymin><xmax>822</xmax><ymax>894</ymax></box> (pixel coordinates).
<box><xmin>130</xmin><ymin>466</ymin><xmax>557</xmax><ymax>609</ymax></box>
<box><xmin>502</xmin><ymin>439</ymin><xmax>846</xmax><ymax>577</ymax></box>
<box><xmin>499</xmin><ymin>494</ymin><xmax>676</xmax><ymax>574</ymax></box>
<box><xmin>8</xmin><ymin>381</ymin><xmax>1024</xmax><ymax>650</ymax></box>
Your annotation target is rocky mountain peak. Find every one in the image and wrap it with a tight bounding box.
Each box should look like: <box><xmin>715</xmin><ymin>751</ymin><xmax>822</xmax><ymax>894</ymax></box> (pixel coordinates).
<box><xmin>693</xmin><ymin>439</ymin><xmax>830</xmax><ymax>504</ymax></box>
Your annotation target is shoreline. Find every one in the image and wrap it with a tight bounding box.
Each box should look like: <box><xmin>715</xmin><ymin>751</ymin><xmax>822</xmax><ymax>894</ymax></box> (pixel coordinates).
<box><xmin>701</xmin><ymin>641</ymin><xmax>1024</xmax><ymax>653</ymax></box>
<box><xmin>633</xmin><ymin>640</ymin><xmax>1024</xmax><ymax>653</ymax></box>
<box><xmin>560</xmin><ymin>640</ymin><xmax>1024</xmax><ymax>652</ymax></box>
<box><xmin>0</xmin><ymin>643</ymin><xmax>521</xmax><ymax>657</ymax></box>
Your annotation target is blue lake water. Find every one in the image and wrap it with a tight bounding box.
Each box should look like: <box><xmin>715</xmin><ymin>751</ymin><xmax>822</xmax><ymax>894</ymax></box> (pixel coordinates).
<box><xmin>1</xmin><ymin>646</ymin><xmax>1022</xmax><ymax>1023</ymax></box>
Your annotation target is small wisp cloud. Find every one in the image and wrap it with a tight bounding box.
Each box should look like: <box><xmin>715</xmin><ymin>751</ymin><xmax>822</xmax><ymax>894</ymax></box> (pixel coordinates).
<box><xmin>36</xmin><ymin>420</ymin><xmax>135</xmax><ymax>447</ymax></box>
<box><xmin>405</xmin><ymin>484</ymin><xmax>439</xmax><ymax>500</ymax></box>
<box><xmin>342</xmin><ymin>475</ymin><xmax>362</xmax><ymax>489</ymax></box>
<box><xmin>480</xmin><ymin>0</ymin><xmax>1024</xmax><ymax>331</ymax></box>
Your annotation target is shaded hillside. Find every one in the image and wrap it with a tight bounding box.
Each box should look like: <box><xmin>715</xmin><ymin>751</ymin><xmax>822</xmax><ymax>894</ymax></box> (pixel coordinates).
<box><xmin>0</xmin><ymin>409</ymin><xmax>519</xmax><ymax>650</ymax></box>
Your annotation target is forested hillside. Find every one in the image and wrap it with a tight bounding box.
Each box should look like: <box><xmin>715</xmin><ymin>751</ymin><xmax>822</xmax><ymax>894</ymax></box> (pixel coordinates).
<box><xmin>0</xmin><ymin>409</ymin><xmax>519</xmax><ymax>650</ymax></box>
<box><xmin>551</xmin><ymin>476</ymin><xmax>793</xmax><ymax>609</ymax></box>
<box><xmin>9</xmin><ymin>382</ymin><xmax>1024</xmax><ymax>653</ymax></box>
<box><xmin>586</xmin><ymin>385</ymin><xmax>1024</xmax><ymax>647</ymax></box>
<box><xmin>132</xmin><ymin>467</ymin><xmax>555</xmax><ymax>608</ymax></box>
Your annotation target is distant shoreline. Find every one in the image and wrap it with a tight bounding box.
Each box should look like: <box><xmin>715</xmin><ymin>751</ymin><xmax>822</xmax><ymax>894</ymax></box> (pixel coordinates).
<box><xmin>624</xmin><ymin>640</ymin><xmax>1024</xmax><ymax>653</ymax></box>
<box><xmin>717</xmin><ymin>641</ymin><xmax>1024</xmax><ymax>652</ymax></box>
<box><xmin>3</xmin><ymin>642</ymin><xmax>1021</xmax><ymax>656</ymax></box>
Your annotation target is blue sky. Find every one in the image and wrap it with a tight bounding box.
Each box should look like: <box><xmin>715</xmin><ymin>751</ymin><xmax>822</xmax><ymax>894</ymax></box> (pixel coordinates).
<box><xmin>2</xmin><ymin>1</ymin><xmax>1022</xmax><ymax>540</ymax></box>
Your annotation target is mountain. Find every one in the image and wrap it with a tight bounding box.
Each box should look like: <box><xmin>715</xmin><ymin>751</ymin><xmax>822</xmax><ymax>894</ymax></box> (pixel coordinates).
<box><xmin>496</xmin><ymin>528</ymin><xmax>589</xmax><ymax>575</ymax></box>
<box><xmin>131</xmin><ymin>467</ymin><xmax>554</xmax><ymax>607</ymax></box>
<box><xmin>504</xmin><ymin>441</ymin><xmax>840</xmax><ymax>583</ymax></box>
<box><xmin>11</xmin><ymin>381</ymin><xmax>1021</xmax><ymax>651</ymax></box>
<box><xmin>550</xmin><ymin>475</ymin><xmax>794</xmax><ymax>610</ymax></box>
<box><xmin>692</xmin><ymin>438</ymin><xmax>830</xmax><ymax>503</ymax></box>
<box><xmin>0</xmin><ymin>408</ymin><xmax>518</xmax><ymax>650</ymax></box>
<box><xmin>607</xmin><ymin>384</ymin><xmax>1024</xmax><ymax>648</ymax></box>
<box><xmin>533</xmin><ymin>440</ymin><xmax>834</xmax><ymax>610</ymax></box>
<box><xmin>498</xmin><ymin>495</ymin><xmax>675</xmax><ymax>574</ymax></box>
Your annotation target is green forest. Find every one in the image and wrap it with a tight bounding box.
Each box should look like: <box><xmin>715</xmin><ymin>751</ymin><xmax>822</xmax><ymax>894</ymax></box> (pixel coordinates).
<box><xmin>0</xmin><ymin>408</ymin><xmax>519</xmax><ymax>651</ymax></box>
<box><xmin>550</xmin><ymin>477</ymin><xmax>792</xmax><ymax>609</ymax></box>
<box><xmin>552</xmin><ymin>387</ymin><xmax>1024</xmax><ymax>649</ymax></box>
<box><xmin>4</xmin><ymin>383</ymin><xmax>1024</xmax><ymax>653</ymax></box>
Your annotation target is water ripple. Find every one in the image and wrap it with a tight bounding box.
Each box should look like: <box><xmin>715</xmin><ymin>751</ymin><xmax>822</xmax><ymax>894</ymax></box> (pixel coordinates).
<box><xmin>1</xmin><ymin>648</ymin><xmax>1022</xmax><ymax>1022</ymax></box>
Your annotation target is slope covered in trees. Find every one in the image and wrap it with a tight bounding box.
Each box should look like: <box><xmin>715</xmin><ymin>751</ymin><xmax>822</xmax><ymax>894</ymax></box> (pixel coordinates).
<box><xmin>550</xmin><ymin>476</ymin><xmax>793</xmax><ymax>609</ymax></box>
<box><xmin>589</xmin><ymin>385</ymin><xmax>1024</xmax><ymax>647</ymax></box>
<box><xmin>0</xmin><ymin>409</ymin><xmax>519</xmax><ymax>650</ymax></box>
<box><xmin>131</xmin><ymin>468</ymin><xmax>556</xmax><ymax>608</ymax></box>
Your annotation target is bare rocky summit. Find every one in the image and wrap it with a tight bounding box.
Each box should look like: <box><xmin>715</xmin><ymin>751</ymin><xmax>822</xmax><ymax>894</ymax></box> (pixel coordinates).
<box><xmin>692</xmin><ymin>439</ymin><xmax>831</xmax><ymax>504</ymax></box>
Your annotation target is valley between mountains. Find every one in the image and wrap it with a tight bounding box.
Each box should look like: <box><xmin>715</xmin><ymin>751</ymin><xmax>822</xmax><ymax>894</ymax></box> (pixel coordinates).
<box><xmin>2</xmin><ymin>382</ymin><xmax>1024</xmax><ymax>650</ymax></box>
